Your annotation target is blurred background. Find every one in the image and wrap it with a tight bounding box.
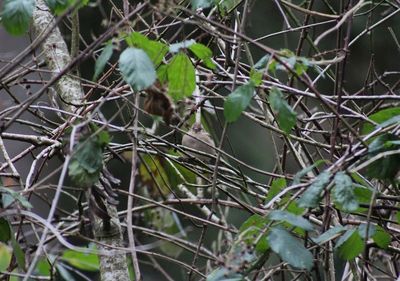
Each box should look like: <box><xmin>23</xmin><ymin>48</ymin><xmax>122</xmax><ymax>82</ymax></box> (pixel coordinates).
<box><xmin>1</xmin><ymin>0</ymin><xmax>400</xmax><ymax>279</ymax></box>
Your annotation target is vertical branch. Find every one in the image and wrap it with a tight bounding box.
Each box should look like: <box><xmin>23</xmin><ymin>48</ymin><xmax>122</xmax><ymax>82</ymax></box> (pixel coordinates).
<box><xmin>31</xmin><ymin>1</ymin><xmax>130</xmax><ymax>280</ymax></box>
<box><xmin>127</xmin><ymin>93</ymin><xmax>142</xmax><ymax>280</ymax></box>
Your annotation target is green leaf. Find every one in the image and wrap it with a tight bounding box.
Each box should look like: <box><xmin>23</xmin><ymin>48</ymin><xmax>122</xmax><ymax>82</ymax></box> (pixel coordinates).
<box><xmin>353</xmin><ymin>185</ymin><xmax>373</xmax><ymax>204</ymax></box>
<box><xmin>169</xmin><ymin>39</ymin><xmax>196</xmax><ymax>53</ymax></box>
<box><xmin>268</xmin><ymin>87</ymin><xmax>297</xmax><ymax>134</ymax></box>
<box><xmin>292</xmin><ymin>160</ymin><xmax>327</xmax><ymax>186</ymax></box>
<box><xmin>366</xmin><ymin>134</ymin><xmax>400</xmax><ymax>180</ymax></box>
<box><xmin>254</xmin><ymin>55</ymin><xmax>270</xmax><ymax>70</ymax></box>
<box><xmin>332</xmin><ymin>172</ymin><xmax>358</xmax><ymax>212</ymax></box>
<box><xmin>239</xmin><ymin>214</ymin><xmax>266</xmax><ymax>232</ymax></box>
<box><xmin>44</xmin><ymin>0</ymin><xmax>74</xmax><ymax>15</ymax></box>
<box><xmin>250</xmin><ymin>69</ymin><xmax>263</xmax><ymax>86</ymax></box>
<box><xmin>139</xmin><ymin>155</ymin><xmax>171</xmax><ymax>196</ymax></box>
<box><xmin>191</xmin><ymin>0</ymin><xmax>215</xmax><ymax>9</ymax></box>
<box><xmin>188</xmin><ymin>43</ymin><xmax>216</xmax><ymax>69</ymax></box>
<box><xmin>68</xmin><ymin>131</ymin><xmax>109</xmax><ymax>188</ymax></box>
<box><xmin>1</xmin><ymin>0</ymin><xmax>35</xmax><ymax>36</ymax></box>
<box><xmin>268</xmin><ymin>210</ymin><xmax>314</xmax><ymax>231</ymax></box>
<box><xmin>267</xmin><ymin>227</ymin><xmax>313</xmax><ymax>270</ymax></box>
<box><xmin>238</xmin><ymin>214</ymin><xmax>269</xmax><ymax>253</ymax></box>
<box><xmin>36</xmin><ymin>259</ymin><xmax>51</xmax><ymax>276</ymax></box>
<box><xmin>294</xmin><ymin>57</ymin><xmax>310</xmax><ymax>75</ymax></box>
<box><xmin>0</xmin><ymin>187</ymin><xmax>32</xmax><ymax>209</ymax></box>
<box><xmin>206</xmin><ymin>267</ymin><xmax>243</xmax><ymax>281</ymax></box>
<box><xmin>278</xmin><ymin>56</ymin><xmax>296</xmax><ymax>71</ymax></box>
<box><xmin>298</xmin><ymin>171</ymin><xmax>331</xmax><ymax>208</ymax></box>
<box><xmin>335</xmin><ymin>229</ymin><xmax>364</xmax><ymax>260</ymax></box>
<box><xmin>357</xmin><ymin>223</ymin><xmax>376</xmax><ymax>239</ymax></box>
<box><xmin>157</xmin><ymin>64</ymin><xmax>168</xmax><ymax>84</ymax></box>
<box><xmin>218</xmin><ymin>0</ymin><xmax>243</xmax><ymax>14</ymax></box>
<box><xmin>286</xmin><ymin>201</ymin><xmax>304</xmax><ymax>215</ymax></box>
<box><xmin>93</xmin><ymin>42</ymin><xmax>113</xmax><ymax>81</ymax></box>
<box><xmin>312</xmin><ymin>226</ymin><xmax>346</xmax><ymax>245</ymax></box>
<box><xmin>1</xmin><ymin>193</ymin><xmax>14</xmax><ymax>209</ymax></box>
<box><xmin>125</xmin><ymin>32</ymin><xmax>168</xmax><ymax>66</ymax></box>
<box><xmin>361</xmin><ymin>107</ymin><xmax>400</xmax><ymax>135</ymax></box>
<box><xmin>266</xmin><ymin>178</ymin><xmax>286</xmax><ymax>203</ymax></box>
<box><xmin>119</xmin><ymin>47</ymin><xmax>156</xmax><ymax>91</ymax></box>
<box><xmin>0</xmin><ymin>243</ymin><xmax>12</xmax><ymax>271</ymax></box>
<box><xmin>0</xmin><ymin>218</ymin><xmax>11</xmax><ymax>242</ymax></box>
<box><xmin>223</xmin><ymin>82</ymin><xmax>255</xmax><ymax>122</ymax></box>
<box><xmin>372</xmin><ymin>226</ymin><xmax>391</xmax><ymax>249</ymax></box>
<box><xmin>62</xmin><ymin>246</ymin><xmax>99</xmax><ymax>271</ymax></box>
<box><xmin>167</xmin><ymin>53</ymin><xmax>196</xmax><ymax>101</ymax></box>
<box><xmin>10</xmin><ymin>235</ymin><xmax>25</xmax><ymax>270</ymax></box>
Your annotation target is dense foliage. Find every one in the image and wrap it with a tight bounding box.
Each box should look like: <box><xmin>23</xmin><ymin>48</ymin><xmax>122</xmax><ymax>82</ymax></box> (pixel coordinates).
<box><xmin>0</xmin><ymin>0</ymin><xmax>400</xmax><ymax>280</ymax></box>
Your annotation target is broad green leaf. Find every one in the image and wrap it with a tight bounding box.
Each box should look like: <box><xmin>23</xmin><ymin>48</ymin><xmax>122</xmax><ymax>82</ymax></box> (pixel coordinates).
<box><xmin>366</xmin><ymin>134</ymin><xmax>400</xmax><ymax>180</ymax></box>
<box><xmin>0</xmin><ymin>187</ymin><xmax>32</xmax><ymax>209</ymax></box>
<box><xmin>191</xmin><ymin>0</ymin><xmax>215</xmax><ymax>9</ymax></box>
<box><xmin>164</xmin><ymin>156</ymin><xmax>196</xmax><ymax>190</ymax></box>
<box><xmin>223</xmin><ymin>82</ymin><xmax>255</xmax><ymax>122</ymax></box>
<box><xmin>188</xmin><ymin>43</ymin><xmax>216</xmax><ymax>69</ymax></box>
<box><xmin>267</xmin><ymin>227</ymin><xmax>313</xmax><ymax>270</ymax></box>
<box><xmin>206</xmin><ymin>267</ymin><xmax>243</xmax><ymax>281</ymax></box>
<box><xmin>10</xmin><ymin>235</ymin><xmax>25</xmax><ymax>269</ymax></box>
<box><xmin>294</xmin><ymin>57</ymin><xmax>310</xmax><ymax>75</ymax></box>
<box><xmin>335</xmin><ymin>229</ymin><xmax>364</xmax><ymax>260</ymax></box>
<box><xmin>167</xmin><ymin>53</ymin><xmax>196</xmax><ymax>101</ymax></box>
<box><xmin>36</xmin><ymin>259</ymin><xmax>51</xmax><ymax>276</ymax></box>
<box><xmin>1</xmin><ymin>193</ymin><xmax>14</xmax><ymax>208</ymax></box>
<box><xmin>298</xmin><ymin>171</ymin><xmax>331</xmax><ymax>208</ymax></box>
<box><xmin>125</xmin><ymin>32</ymin><xmax>168</xmax><ymax>66</ymax></box>
<box><xmin>372</xmin><ymin>226</ymin><xmax>391</xmax><ymax>249</ymax></box>
<box><xmin>335</xmin><ymin>228</ymin><xmax>356</xmax><ymax>248</ymax></box>
<box><xmin>93</xmin><ymin>42</ymin><xmax>113</xmax><ymax>81</ymax></box>
<box><xmin>238</xmin><ymin>214</ymin><xmax>269</xmax><ymax>253</ymax></box>
<box><xmin>268</xmin><ymin>87</ymin><xmax>297</xmax><ymax>134</ymax></box>
<box><xmin>277</xmin><ymin>56</ymin><xmax>297</xmax><ymax>71</ymax></box>
<box><xmin>292</xmin><ymin>159</ymin><xmax>326</xmax><ymax>186</ymax></box>
<box><xmin>254</xmin><ymin>55</ymin><xmax>270</xmax><ymax>70</ymax></box>
<box><xmin>119</xmin><ymin>47</ymin><xmax>156</xmax><ymax>91</ymax></box>
<box><xmin>286</xmin><ymin>200</ymin><xmax>304</xmax><ymax>215</ymax></box>
<box><xmin>353</xmin><ymin>185</ymin><xmax>373</xmax><ymax>204</ymax></box>
<box><xmin>250</xmin><ymin>69</ymin><xmax>263</xmax><ymax>86</ymax></box>
<box><xmin>68</xmin><ymin>131</ymin><xmax>109</xmax><ymax>188</ymax></box>
<box><xmin>361</xmin><ymin>107</ymin><xmax>400</xmax><ymax>135</ymax></box>
<box><xmin>266</xmin><ymin>178</ymin><xmax>286</xmax><ymax>203</ymax></box>
<box><xmin>0</xmin><ymin>243</ymin><xmax>12</xmax><ymax>271</ymax></box>
<box><xmin>218</xmin><ymin>0</ymin><xmax>242</xmax><ymax>14</ymax></box>
<box><xmin>157</xmin><ymin>64</ymin><xmax>168</xmax><ymax>84</ymax></box>
<box><xmin>332</xmin><ymin>172</ymin><xmax>358</xmax><ymax>212</ymax></box>
<box><xmin>169</xmin><ymin>39</ymin><xmax>196</xmax><ymax>53</ymax></box>
<box><xmin>357</xmin><ymin>223</ymin><xmax>376</xmax><ymax>239</ymax></box>
<box><xmin>269</xmin><ymin>210</ymin><xmax>314</xmax><ymax>231</ymax></box>
<box><xmin>62</xmin><ymin>246</ymin><xmax>99</xmax><ymax>271</ymax></box>
<box><xmin>312</xmin><ymin>226</ymin><xmax>346</xmax><ymax>245</ymax></box>
<box><xmin>0</xmin><ymin>218</ymin><xmax>11</xmax><ymax>242</ymax></box>
<box><xmin>377</xmin><ymin>115</ymin><xmax>400</xmax><ymax>129</ymax></box>
<box><xmin>139</xmin><ymin>155</ymin><xmax>171</xmax><ymax>196</ymax></box>
<box><xmin>239</xmin><ymin>214</ymin><xmax>266</xmax><ymax>232</ymax></box>
<box><xmin>45</xmin><ymin>0</ymin><xmax>74</xmax><ymax>15</ymax></box>
<box><xmin>1</xmin><ymin>0</ymin><xmax>35</xmax><ymax>36</ymax></box>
